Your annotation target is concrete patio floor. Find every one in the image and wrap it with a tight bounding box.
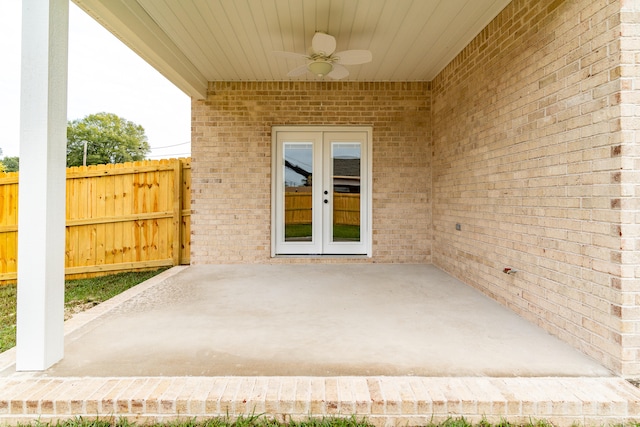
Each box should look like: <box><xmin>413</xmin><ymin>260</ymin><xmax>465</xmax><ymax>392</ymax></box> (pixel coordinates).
<box><xmin>1</xmin><ymin>264</ymin><xmax>640</xmax><ymax>425</ymax></box>
<box><xmin>1</xmin><ymin>264</ymin><xmax>613</xmax><ymax>377</ymax></box>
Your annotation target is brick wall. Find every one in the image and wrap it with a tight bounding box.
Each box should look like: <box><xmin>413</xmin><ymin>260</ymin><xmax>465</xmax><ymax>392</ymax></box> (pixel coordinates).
<box><xmin>189</xmin><ymin>1</ymin><xmax>640</xmax><ymax>376</ymax></box>
<box><xmin>619</xmin><ymin>0</ymin><xmax>640</xmax><ymax>377</ymax></box>
<box><xmin>191</xmin><ymin>82</ymin><xmax>431</xmax><ymax>264</ymax></box>
<box><xmin>431</xmin><ymin>0</ymin><xmax>639</xmax><ymax>375</ymax></box>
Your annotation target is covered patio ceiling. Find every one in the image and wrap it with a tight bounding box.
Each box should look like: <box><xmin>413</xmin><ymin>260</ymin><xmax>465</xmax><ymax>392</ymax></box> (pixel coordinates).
<box><xmin>71</xmin><ymin>0</ymin><xmax>511</xmax><ymax>98</ymax></box>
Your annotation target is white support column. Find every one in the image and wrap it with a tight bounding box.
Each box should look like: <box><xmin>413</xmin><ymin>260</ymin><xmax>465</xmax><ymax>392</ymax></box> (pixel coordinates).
<box><xmin>16</xmin><ymin>0</ymin><xmax>69</xmax><ymax>371</ymax></box>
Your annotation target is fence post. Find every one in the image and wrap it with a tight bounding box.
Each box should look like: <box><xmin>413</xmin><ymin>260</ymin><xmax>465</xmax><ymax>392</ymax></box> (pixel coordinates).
<box><xmin>172</xmin><ymin>159</ymin><xmax>183</xmax><ymax>265</ymax></box>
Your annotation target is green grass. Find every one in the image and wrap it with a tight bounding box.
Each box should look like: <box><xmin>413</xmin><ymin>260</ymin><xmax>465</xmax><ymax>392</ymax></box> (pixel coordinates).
<box><xmin>332</xmin><ymin>224</ymin><xmax>360</xmax><ymax>240</ymax></box>
<box><xmin>0</xmin><ymin>284</ymin><xmax>17</xmax><ymax>352</ymax></box>
<box><xmin>284</xmin><ymin>224</ymin><xmax>312</xmax><ymax>239</ymax></box>
<box><xmin>0</xmin><ymin>268</ymin><xmax>169</xmax><ymax>353</ymax></box>
<box><xmin>6</xmin><ymin>416</ymin><xmax>640</xmax><ymax>427</ymax></box>
<box><xmin>6</xmin><ymin>415</ymin><xmax>369</xmax><ymax>427</ymax></box>
<box><xmin>285</xmin><ymin>224</ymin><xmax>360</xmax><ymax>240</ymax></box>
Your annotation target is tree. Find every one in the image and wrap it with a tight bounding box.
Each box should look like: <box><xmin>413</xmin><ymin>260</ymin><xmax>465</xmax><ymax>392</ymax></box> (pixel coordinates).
<box><xmin>67</xmin><ymin>112</ymin><xmax>151</xmax><ymax>167</ymax></box>
<box><xmin>1</xmin><ymin>157</ymin><xmax>19</xmax><ymax>172</ymax></box>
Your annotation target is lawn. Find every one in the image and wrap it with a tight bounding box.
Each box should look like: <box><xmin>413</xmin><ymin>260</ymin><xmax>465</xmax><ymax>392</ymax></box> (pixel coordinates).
<box><xmin>285</xmin><ymin>224</ymin><xmax>360</xmax><ymax>241</ymax></box>
<box><xmin>0</xmin><ymin>268</ymin><xmax>169</xmax><ymax>353</ymax></box>
<box><xmin>0</xmin><ymin>415</ymin><xmax>581</xmax><ymax>427</ymax></box>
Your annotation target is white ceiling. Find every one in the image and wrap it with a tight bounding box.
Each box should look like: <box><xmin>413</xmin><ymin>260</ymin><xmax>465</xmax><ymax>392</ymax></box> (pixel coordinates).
<box><xmin>73</xmin><ymin>0</ymin><xmax>511</xmax><ymax>98</ymax></box>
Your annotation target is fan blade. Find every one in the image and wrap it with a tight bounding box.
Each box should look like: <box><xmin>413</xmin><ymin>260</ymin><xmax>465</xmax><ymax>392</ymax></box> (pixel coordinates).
<box><xmin>311</xmin><ymin>32</ymin><xmax>336</xmax><ymax>56</ymax></box>
<box><xmin>334</xmin><ymin>50</ymin><xmax>372</xmax><ymax>65</ymax></box>
<box><xmin>287</xmin><ymin>64</ymin><xmax>309</xmax><ymax>77</ymax></box>
<box><xmin>273</xmin><ymin>51</ymin><xmax>308</xmax><ymax>61</ymax></box>
<box><xmin>327</xmin><ymin>63</ymin><xmax>349</xmax><ymax>79</ymax></box>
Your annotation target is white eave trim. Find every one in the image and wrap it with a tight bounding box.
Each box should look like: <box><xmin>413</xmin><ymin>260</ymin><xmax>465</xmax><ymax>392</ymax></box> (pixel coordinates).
<box><xmin>72</xmin><ymin>0</ymin><xmax>208</xmax><ymax>99</ymax></box>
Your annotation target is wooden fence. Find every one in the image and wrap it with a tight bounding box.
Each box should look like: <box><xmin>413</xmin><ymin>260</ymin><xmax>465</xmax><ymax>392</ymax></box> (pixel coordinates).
<box><xmin>285</xmin><ymin>192</ymin><xmax>360</xmax><ymax>225</ymax></box>
<box><xmin>0</xmin><ymin>158</ymin><xmax>191</xmax><ymax>284</ymax></box>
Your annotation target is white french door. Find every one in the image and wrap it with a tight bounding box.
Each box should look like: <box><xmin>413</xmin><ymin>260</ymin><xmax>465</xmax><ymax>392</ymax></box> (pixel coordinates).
<box><xmin>272</xmin><ymin>127</ymin><xmax>372</xmax><ymax>256</ymax></box>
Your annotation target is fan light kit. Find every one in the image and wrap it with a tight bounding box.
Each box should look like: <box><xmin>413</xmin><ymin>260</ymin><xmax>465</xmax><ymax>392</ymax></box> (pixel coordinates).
<box><xmin>308</xmin><ymin>60</ymin><xmax>333</xmax><ymax>77</ymax></box>
<box><xmin>274</xmin><ymin>32</ymin><xmax>372</xmax><ymax>80</ymax></box>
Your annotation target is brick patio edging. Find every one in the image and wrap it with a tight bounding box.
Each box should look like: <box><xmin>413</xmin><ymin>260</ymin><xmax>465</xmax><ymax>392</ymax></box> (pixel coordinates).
<box><xmin>1</xmin><ymin>376</ymin><xmax>640</xmax><ymax>426</ymax></box>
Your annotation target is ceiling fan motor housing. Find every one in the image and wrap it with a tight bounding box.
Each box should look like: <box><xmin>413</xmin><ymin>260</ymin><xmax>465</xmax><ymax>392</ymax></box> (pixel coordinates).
<box><xmin>308</xmin><ymin>60</ymin><xmax>333</xmax><ymax>77</ymax></box>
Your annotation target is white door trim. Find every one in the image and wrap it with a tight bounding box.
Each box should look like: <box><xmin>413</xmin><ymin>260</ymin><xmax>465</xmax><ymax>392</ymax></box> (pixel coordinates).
<box><xmin>271</xmin><ymin>126</ymin><xmax>372</xmax><ymax>257</ymax></box>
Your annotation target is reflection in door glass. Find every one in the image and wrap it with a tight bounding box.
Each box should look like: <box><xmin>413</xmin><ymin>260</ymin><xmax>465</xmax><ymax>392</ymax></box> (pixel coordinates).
<box><xmin>284</xmin><ymin>143</ymin><xmax>313</xmax><ymax>242</ymax></box>
<box><xmin>332</xmin><ymin>143</ymin><xmax>361</xmax><ymax>242</ymax></box>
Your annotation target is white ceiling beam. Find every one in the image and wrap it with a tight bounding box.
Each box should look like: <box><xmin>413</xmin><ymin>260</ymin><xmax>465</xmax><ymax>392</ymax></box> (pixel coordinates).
<box><xmin>73</xmin><ymin>0</ymin><xmax>208</xmax><ymax>98</ymax></box>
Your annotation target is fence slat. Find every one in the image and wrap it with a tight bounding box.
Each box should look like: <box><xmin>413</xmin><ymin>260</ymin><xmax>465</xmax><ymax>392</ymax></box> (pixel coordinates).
<box><xmin>284</xmin><ymin>193</ymin><xmax>360</xmax><ymax>226</ymax></box>
<box><xmin>0</xmin><ymin>158</ymin><xmax>192</xmax><ymax>285</ymax></box>
<box><xmin>181</xmin><ymin>159</ymin><xmax>191</xmax><ymax>264</ymax></box>
<box><xmin>0</xmin><ymin>173</ymin><xmax>19</xmax><ymax>279</ymax></box>
<box><xmin>172</xmin><ymin>159</ymin><xmax>183</xmax><ymax>265</ymax></box>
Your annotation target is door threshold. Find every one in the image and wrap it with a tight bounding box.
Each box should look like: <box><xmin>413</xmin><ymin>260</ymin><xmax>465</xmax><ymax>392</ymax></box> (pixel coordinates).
<box><xmin>273</xmin><ymin>254</ymin><xmax>371</xmax><ymax>259</ymax></box>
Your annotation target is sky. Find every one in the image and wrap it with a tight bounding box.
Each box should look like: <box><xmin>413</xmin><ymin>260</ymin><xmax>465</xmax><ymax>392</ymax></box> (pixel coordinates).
<box><xmin>0</xmin><ymin>1</ymin><xmax>191</xmax><ymax>160</ymax></box>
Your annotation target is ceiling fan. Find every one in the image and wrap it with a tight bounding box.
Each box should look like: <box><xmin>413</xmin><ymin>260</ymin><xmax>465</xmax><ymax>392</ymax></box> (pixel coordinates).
<box><xmin>274</xmin><ymin>32</ymin><xmax>372</xmax><ymax>79</ymax></box>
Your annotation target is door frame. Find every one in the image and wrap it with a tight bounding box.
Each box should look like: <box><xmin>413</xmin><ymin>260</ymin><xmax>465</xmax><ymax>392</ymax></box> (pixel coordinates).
<box><xmin>271</xmin><ymin>125</ymin><xmax>373</xmax><ymax>257</ymax></box>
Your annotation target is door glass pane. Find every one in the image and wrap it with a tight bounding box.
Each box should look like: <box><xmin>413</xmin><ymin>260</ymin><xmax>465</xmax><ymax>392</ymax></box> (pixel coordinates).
<box><xmin>332</xmin><ymin>143</ymin><xmax>361</xmax><ymax>242</ymax></box>
<box><xmin>284</xmin><ymin>143</ymin><xmax>313</xmax><ymax>242</ymax></box>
